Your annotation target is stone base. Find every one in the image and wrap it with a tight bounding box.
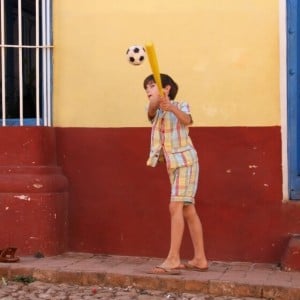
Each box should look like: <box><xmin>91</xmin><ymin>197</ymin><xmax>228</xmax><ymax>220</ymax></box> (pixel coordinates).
<box><xmin>0</xmin><ymin>127</ymin><xmax>68</xmax><ymax>256</ymax></box>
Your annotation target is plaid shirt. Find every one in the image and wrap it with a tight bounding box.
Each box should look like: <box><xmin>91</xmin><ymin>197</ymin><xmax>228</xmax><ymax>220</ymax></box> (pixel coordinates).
<box><xmin>147</xmin><ymin>101</ymin><xmax>198</xmax><ymax>169</ymax></box>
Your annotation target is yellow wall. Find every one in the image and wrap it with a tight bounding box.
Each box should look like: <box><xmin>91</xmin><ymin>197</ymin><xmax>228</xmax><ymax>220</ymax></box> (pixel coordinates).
<box><xmin>53</xmin><ymin>0</ymin><xmax>280</xmax><ymax>127</ymax></box>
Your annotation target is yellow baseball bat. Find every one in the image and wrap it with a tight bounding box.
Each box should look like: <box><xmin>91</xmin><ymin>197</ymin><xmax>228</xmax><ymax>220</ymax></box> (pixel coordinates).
<box><xmin>145</xmin><ymin>42</ymin><xmax>163</xmax><ymax>95</ymax></box>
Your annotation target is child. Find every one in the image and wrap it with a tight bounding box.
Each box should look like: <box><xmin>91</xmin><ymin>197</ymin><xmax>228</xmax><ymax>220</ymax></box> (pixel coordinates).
<box><xmin>144</xmin><ymin>73</ymin><xmax>208</xmax><ymax>275</ymax></box>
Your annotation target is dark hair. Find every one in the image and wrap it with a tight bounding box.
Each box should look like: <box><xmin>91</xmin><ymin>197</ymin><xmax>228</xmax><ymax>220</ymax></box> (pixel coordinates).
<box><xmin>143</xmin><ymin>73</ymin><xmax>178</xmax><ymax>100</ymax></box>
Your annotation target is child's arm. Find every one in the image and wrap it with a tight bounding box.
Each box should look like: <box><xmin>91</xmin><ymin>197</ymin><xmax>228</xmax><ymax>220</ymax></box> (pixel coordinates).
<box><xmin>147</xmin><ymin>99</ymin><xmax>160</xmax><ymax>121</ymax></box>
<box><xmin>159</xmin><ymin>97</ymin><xmax>192</xmax><ymax>126</ymax></box>
<box><xmin>169</xmin><ymin>105</ymin><xmax>193</xmax><ymax>126</ymax></box>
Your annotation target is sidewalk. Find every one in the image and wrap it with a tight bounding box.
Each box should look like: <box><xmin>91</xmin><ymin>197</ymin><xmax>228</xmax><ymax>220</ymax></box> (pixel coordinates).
<box><xmin>0</xmin><ymin>252</ymin><xmax>299</xmax><ymax>300</ymax></box>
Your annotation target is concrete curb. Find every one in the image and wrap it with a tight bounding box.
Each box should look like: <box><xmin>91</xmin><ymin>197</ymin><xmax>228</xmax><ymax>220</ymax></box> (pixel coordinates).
<box><xmin>0</xmin><ymin>253</ymin><xmax>299</xmax><ymax>300</ymax></box>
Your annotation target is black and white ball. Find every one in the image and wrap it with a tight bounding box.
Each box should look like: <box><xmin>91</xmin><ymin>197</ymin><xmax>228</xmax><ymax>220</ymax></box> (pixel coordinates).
<box><xmin>126</xmin><ymin>45</ymin><xmax>146</xmax><ymax>66</ymax></box>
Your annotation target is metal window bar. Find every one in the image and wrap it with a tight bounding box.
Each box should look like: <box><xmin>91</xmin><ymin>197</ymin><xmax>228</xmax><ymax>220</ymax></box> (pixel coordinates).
<box><xmin>43</xmin><ymin>0</ymin><xmax>52</xmax><ymax>126</ymax></box>
<box><xmin>1</xmin><ymin>0</ymin><xmax>6</xmax><ymax>126</ymax></box>
<box><xmin>0</xmin><ymin>0</ymin><xmax>53</xmax><ymax>126</ymax></box>
<box><xmin>36</xmin><ymin>0</ymin><xmax>40</xmax><ymax>125</ymax></box>
<box><xmin>47</xmin><ymin>0</ymin><xmax>52</xmax><ymax>127</ymax></box>
<box><xmin>18</xmin><ymin>0</ymin><xmax>23</xmax><ymax>125</ymax></box>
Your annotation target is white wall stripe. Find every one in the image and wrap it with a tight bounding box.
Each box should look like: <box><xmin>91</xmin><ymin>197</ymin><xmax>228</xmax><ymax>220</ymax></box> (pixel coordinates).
<box><xmin>279</xmin><ymin>0</ymin><xmax>288</xmax><ymax>201</ymax></box>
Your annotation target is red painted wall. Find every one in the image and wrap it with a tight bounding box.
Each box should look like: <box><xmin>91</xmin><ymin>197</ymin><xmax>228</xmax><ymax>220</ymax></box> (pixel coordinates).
<box><xmin>55</xmin><ymin>126</ymin><xmax>300</xmax><ymax>263</ymax></box>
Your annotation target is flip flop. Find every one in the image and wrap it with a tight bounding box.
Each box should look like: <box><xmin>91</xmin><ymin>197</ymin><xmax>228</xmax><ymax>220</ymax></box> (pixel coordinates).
<box><xmin>146</xmin><ymin>265</ymin><xmax>182</xmax><ymax>275</ymax></box>
<box><xmin>0</xmin><ymin>247</ymin><xmax>20</xmax><ymax>263</ymax></box>
<box><xmin>185</xmin><ymin>263</ymin><xmax>208</xmax><ymax>272</ymax></box>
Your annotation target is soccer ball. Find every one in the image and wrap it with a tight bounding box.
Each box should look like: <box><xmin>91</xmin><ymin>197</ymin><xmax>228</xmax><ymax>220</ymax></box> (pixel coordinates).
<box><xmin>126</xmin><ymin>45</ymin><xmax>146</xmax><ymax>66</ymax></box>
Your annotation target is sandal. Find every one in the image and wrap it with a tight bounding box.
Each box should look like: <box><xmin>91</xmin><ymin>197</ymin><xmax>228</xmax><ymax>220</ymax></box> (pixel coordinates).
<box><xmin>146</xmin><ymin>265</ymin><xmax>182</xmax><ymax>275</ymax></box>
<box><xmin>0</xmin><ymin>247</ymin><xmax>20</xmax><ymax>263</ymax></box>
<box><xmin>185</xmin><ymin>262</ymin><xmax>208</xmax><ymax>272</ymax></box>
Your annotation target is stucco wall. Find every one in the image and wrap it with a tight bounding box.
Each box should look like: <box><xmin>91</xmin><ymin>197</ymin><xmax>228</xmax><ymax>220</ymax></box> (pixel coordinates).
<box><xmin>48</xmin><ymin>0</ymin><xmax>299</xmax><ymax>263</ymax></box>
<box><xmin>53</xmin><ymin>0</ymin><xmax>280</xmax><ymax>127</ymax></box>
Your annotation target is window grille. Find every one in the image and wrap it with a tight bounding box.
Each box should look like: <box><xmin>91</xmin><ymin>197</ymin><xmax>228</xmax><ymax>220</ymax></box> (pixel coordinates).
<box><xmin>0</xmin><ymin>0</ymin><xmax>52</xmax><ymax>126</ymax></box>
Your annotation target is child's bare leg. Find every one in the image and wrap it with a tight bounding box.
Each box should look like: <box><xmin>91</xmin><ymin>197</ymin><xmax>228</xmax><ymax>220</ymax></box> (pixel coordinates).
<box><xmin>157</xmin><ymin>201</ymin><xmax>185</xmax><ymax>269</ymax></box>
<box><xmin>183</xmin><ymin>204</ymin><xmax>208</xmax><ymax>268</ymax></box>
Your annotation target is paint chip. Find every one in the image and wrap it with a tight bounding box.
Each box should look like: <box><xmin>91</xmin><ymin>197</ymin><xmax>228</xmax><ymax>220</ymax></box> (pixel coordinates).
<box><xmin>226</xmin><ymin>169</ymin><xmax>232</xmax><ymax>173</ymax></box>
<box><xmin>14</xmin><ymin>195</ymin><xmax>30</xmax><ymax>201</ymax></box>
<box><xmin>5</xmin><ymin>207</ymin><xmax>9</xmax><ymax>210</ymax></box>
<box><xmin>249</xmin><ymin>165</ymin><xmax>258</xmax><ymax>169</ymax></box>
<box><xmin>33</xmin><ymin>183</ymin><xmax>43</xmax><ymax>189</ymax></box>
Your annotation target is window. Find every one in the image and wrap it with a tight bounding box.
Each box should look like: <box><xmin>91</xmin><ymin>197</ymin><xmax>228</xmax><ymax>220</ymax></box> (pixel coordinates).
<box><xmin>0</xmin><ymin>0</ymin><xmax>52</xmax><ymax>126</ymax></box>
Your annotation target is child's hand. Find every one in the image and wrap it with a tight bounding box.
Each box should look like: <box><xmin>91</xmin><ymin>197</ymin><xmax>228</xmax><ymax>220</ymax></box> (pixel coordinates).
<box><xmin>159</xmin><ymin>94</ymin><xmax>173</xmax><ymax>111</ymax></box>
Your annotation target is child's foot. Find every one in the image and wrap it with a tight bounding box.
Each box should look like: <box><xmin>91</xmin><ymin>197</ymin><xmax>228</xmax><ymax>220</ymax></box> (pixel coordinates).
<box><xmin>185</xmin><ymin>259</ymin><xmax>208</xmax><ymax>271</ymax></box>
<box><xmin>150</xmin><ymin>258</ymin><xmax>185</xmax><ymax>273</ymax></box>
<box><xmin>159</xmin><ymin>261</ymin><xmax>186</xmax><ymax>270</ymax></box>
<box><xmin>147</xmin><ymin>265</ymin><xmax>182</xmax><ymax>275</ymax></box>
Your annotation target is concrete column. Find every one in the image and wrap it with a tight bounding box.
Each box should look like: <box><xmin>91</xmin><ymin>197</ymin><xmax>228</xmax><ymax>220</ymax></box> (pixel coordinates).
<box><xmin>0</xmin><ymin>127</ymin><xmax>68</xmax><ymax>256</ymax></box>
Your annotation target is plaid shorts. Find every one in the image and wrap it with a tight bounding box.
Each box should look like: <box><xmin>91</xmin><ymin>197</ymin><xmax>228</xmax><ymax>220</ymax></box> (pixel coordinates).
<box><xmin>167</xmin><ymin>161</ymin><xmax>199</xmax><ymax>205</ymax></box>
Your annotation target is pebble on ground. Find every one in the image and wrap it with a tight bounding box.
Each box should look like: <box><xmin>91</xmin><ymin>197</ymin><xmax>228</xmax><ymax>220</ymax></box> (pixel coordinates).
<box><xmin>0</xmin><ymin>279</ymin><xmax>270</xmax><ymax>300</ymax></box>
